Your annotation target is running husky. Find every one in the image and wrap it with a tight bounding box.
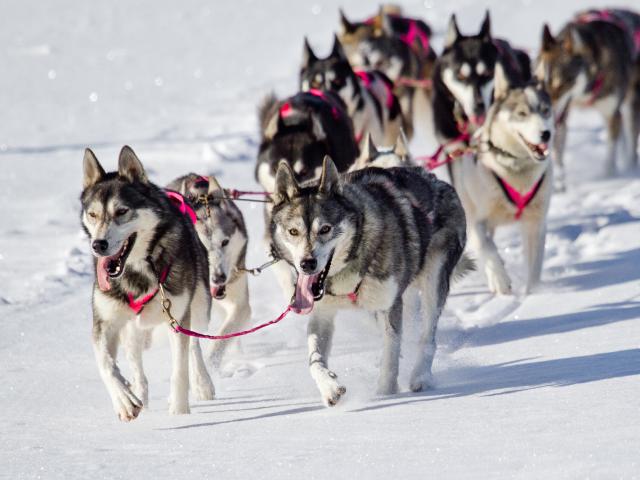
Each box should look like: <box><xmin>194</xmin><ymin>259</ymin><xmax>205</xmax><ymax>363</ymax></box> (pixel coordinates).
<box><xmin>81</xmin><ymin>147</ymin><xmax>215</xmax><ymax>421</ymax></box>
<box><xmin>256</xmin><ymin>90</ymin><xmax>358</xmax><ymax>191</ymax></box>
<box><xmin>451</xmin><ymin>64</ymin><xmax>553</xmax><ymax>294</ymax></box>
<box><xmin>433</xmin><ymin>12</ymin><xmax>531</xmax><ymax>153</ymax></box>
<box><xmin>269</xmin><ymin>157</ymin><xmax>467</xmax><ymax>405</ymax></box>
<box><xmin>536</xmin><ymin>9</ymin><xmax>640</xmax><ymax>187</ymax></box>
<box><xmin>166</xmin><ymin>174</ymin><xmax>251</xmax><ymax>367</ymax></box>
<box><xmin>350</xmin><ymin>131</ymin><xmax>411</xmax><ymax>171</ymax></box>
<box><xmin>300</xmin><ymin>35</ymin><xmax>404</xmax><ymax>148</ymax></box>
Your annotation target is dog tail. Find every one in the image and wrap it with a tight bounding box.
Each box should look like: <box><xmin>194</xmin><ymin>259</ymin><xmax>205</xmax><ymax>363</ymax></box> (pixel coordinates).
<box><xmin>452</xmin><ymin>253</ymin><xmax>476</xmax><ymax>282</ymax></box>
<box><xmin>258</xmin><ymin>92</ymin><xmax>280</xmax><ymax>134</ymax></box>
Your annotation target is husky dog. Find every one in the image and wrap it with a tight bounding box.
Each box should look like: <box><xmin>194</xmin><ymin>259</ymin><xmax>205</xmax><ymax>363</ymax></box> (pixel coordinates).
<box><xmin>536</xmin><ymin>9</ymin><xmax>640</xmax><ymax>186</ymax></box>
<box><xmin>350</xmin><ymin>131</ymin><xmax>411</xmax><ymax>171</ymax></box>
<box><xmin>256</xmin><ymin>90</ymin><xmax>358</xmax><ymax>192</ymax></box>
<box><xmin>81</xmin><ymin>147</ymin><xmax>215</xmax><ymax>421</ymax></box>
<box><xmin>433</xmin><ymin>12</ymin><xmax>531</xmax><ymax>152</ymax></box>
<box><xmin>269</xmin><ymin>157</ymin><xmax>467</xmax><ymax>405</ymax></box>
<box><xmin>166</xmin><ymin>174</ymin><xmax>251</xmax><ymax>367</ymax></box>
<box><xmin>338</xmin><ymin>9</ymin><xmax>436</xmax><ymax>140</ymax></box>
<box><xmin>451</xmin><ymin>64</ymin><xmax>553</xmax><ymax>294</ymax></box>
<box><xmin>300</xmin><ymin>36</ymin><xmax>404</xmax><ymax>148</ymax></box>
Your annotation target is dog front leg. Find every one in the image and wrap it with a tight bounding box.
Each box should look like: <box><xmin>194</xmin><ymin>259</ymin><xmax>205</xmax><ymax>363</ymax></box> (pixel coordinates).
<box><xmin>605</xmin><ymin>109</ymin><xmax>622</xmax><ymax>176</ymax></box>
<box><xmin>307</xmin><ymin>310</ymin><xmax>345</xmax><ymax>406</ymax></box>
<box><xmin>167</xmin><ymin>317</ymin><xmax>190</xmax><ymax>415</ymax></box>
<box><xmin>468</xmin><ymin>220</ymin><xmax>512</xmax><ymax>294</ymax></box>
<box><xmin>122</xmin><ymin>322</ymin><xmax>149</xmax><ymax>407</ymax></box>
<box><xmin>377</xmin><ymin>299</ymin><xmax>403</xmax><ymax>395</ymax></box>
<box><xmin>93</xmin><ymin>319</ymin><xmax>143</xmax><ymax>422</ymax></box>
<box><xmin>521</xmin><ymin>217</ymin><xmax>547</xmax><ymax>294</ymax></box>
<box><xmin>552</xmin><ymin>118</ymin><xmax>568</xmax><ymax>191</ymax></box>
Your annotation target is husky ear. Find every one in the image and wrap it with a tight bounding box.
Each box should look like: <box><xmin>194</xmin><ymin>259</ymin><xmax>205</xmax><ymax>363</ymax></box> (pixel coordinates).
<box><xmin>479</xmin><ymin>10</ymin><xmax>492</xmax><ymax>40</ymax></box>
<box><xmin>541</xmin><ymin>24</ymin><xmax>556</xmax><ymax>51</ymax></box>
<box><xmin>339</xmin><ymin>9</ymin><xmax>356</xmax><ymax>34</ymax></box>
<box><xmin>118</xmin><ymin>145</ymin><xmax>148</xmax><ymax>184</ymax></box>
<box><xmin>302</xmin><ymin>37</ymin><xmax>317</xmax><ymax>67</ymax></box>
<box><xmin>493</xmin><ymin>62</ymin><xmax>510</xmax><ymax>100</ymax></box>
<box><xmin>362</xmin><ymin>133</ymin><xmax>378</xmax><ymax>162</ymax></box>
<box><xmin>394</xmin><ymin>129</ymin><xmax>410</xmax><ymax>159</ymax></box>
<box><xmin>319</xmin><ymin>156</ymin><xmax>341</xmax><ymax>194</ymax></box>
<box><xmin>331</xmin><ymin>34</ymin><xmax>348</xmax><ymax>61</ymax></box>
<box><xmin>274</xmin><ymin>160</ymin><xmax>300</xmax><ymax>203</ymax></box>
<box><xmin>380</xmin><ymin>12</ymin><xmax>394</xmax><ymax>36</ymax></box>
<box><xmin>564</xmin><ymin>28</ymin><xmax>584</xmax><ymax>53</ymax></box>
<box><xmin>82</xmin><ymin>148</ymin><xmax>105</xmax><ymax>189</ymax></box>
<box><xmin>444</xmin><ymin>14</ymin><xmax>460</xmax><ymax>49</ymax></box>
<box><xmin>207</xmin><ymin>175</ymin><xmax>224</xmax><ymax>196</ymax></box>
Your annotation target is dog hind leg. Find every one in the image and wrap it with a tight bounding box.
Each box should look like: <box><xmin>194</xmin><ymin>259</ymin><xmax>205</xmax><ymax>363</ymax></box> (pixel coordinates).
<box><xmin>377</xmin><ymin>299</ymin><xmax>403</xmax><ymax>395</ymax></box>
<box><xmin>167</xmin><ymin>315</ymin><xmax>191</xmax><ymax>415</ymax></box>
<box><xmin>187</xmin><ymin>286</ymin><xmax>216</xmax><ymax>401</ymax></box>
<box><xmin>521</xmin><ymin>217</ymin><xmax>547</xmax><ymax>294</ymax></box>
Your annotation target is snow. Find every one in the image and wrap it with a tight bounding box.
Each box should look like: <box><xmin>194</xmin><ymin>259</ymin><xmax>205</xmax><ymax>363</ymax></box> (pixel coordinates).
<box><xmin>1</xmin><ymin>0</ymin><xmax>640</xmax><ymax>478</ymax></box>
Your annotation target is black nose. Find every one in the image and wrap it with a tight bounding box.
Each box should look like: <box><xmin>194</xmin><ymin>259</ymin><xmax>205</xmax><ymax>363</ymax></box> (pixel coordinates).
<box><xmin>92</xmin><ymin>239</ymin><xmax>108</xmax><ymax>255</ymax></box>
<box><xmin>300</xmin><ymin>258</ymin><xmax>317</xmax><ymax>274</ymax></box>
<box><xmin>540</xmin><ymin>130</ymin><xmax>551</xmax><ymax>142</ymax></box>
<box><xmin>213</xmin><ymin>272</ymin><xmax>227</xmax><ymax>285</ymax></box>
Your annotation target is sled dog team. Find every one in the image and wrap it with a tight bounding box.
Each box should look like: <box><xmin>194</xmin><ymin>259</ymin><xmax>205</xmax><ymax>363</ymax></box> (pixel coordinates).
<box><xmin>80</xmin><ymin>6</ymin><xmax>640</xmax><ymax>421</ymax></box>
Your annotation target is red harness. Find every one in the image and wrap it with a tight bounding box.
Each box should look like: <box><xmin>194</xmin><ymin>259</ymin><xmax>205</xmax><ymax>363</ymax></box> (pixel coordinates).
<box><xmin>493</xmin><ymin>173</ymin><xmax>545</xmax><ymax>219</ymax></box>
<box><xmin>280</xmin><ymin>89</ymin><xmax>341</xmax><ymax>121</ymax></box>
<box><xmin>353</xmin><ymin>70</ymin><xmax>396</xmax><ymax>143</ymax></box>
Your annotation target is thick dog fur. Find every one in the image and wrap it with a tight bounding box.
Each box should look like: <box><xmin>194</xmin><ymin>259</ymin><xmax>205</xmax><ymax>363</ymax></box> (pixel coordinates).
<box><xmin>300</xmin><ymin>36</ymin><xmax>404</xmax><ymax>148</ymax></box>
<box><xmin>256</xmin><ymin>90</ymin><xmax>358</xmax><ymax>191</ymax></box>
<box><xmin>451</xmin><ymin>64</ymin><xmax>554</xmax><ymax>294</ymax></box>
<box><xmin>269</xmin><ymin>157</ymin><xmax>467</xmax><ymax>405</ymax></box>
<box><xmin>81</xmin><ymin>147</ymin><xmax>215</xmax><ymax>421</ymax></box>
<box><xmin>536</xmin><ymin>9</ymin><xmax>640</xmax><ymax>188</ymax></box>
<box><xmin>166</xmin><ymin>173</ymin><xmax>251</xmax><ymax>367</ymax></box>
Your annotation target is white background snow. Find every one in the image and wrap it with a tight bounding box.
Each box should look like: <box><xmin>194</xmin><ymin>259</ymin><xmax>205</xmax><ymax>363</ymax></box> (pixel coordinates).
<box><xmin>1</xmin><ymin>0</ymin><xmax>639</xmax><ymax>478</ymax></box>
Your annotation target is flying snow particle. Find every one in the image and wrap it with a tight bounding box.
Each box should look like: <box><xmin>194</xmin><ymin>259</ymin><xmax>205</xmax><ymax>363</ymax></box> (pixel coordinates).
<box><xmin>89</xmin><ymin>92</ymin><xmax>98</xmax><ymax>102</ymax></box>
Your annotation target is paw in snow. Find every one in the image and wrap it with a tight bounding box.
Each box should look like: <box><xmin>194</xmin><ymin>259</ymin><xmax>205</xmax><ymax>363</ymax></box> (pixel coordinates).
<box><xmin>486</xmin><ymin>266</ymin><xmax>512</xmax><ymax>295</ymax></box>
<box><xmin>168</xmin><ymin>399</ymin><xmax>191</xmax><ymax>415</ymax></box>
<box><xmin>192</xmin><ymin>377</ymin><xmax>216</xmax><ymax>401</ymax></box>
<box><xmin>409</xmin><ymin>372</ymin><xmax>435</xmax><ymax>393</ymax></box>
<box><xmin>114</xmin><ymin>386</ymin><xmax>143</xmax><ymax>422</ymax></box>
<box><xmin>315</xmin><ymin>368</ymin><xmax>346</xmax><ymax>407</ymax></box>
<box><xmin>377</xmin><ymin>376</ymin><xmax>399</xmax><ymax>396</ymax></box>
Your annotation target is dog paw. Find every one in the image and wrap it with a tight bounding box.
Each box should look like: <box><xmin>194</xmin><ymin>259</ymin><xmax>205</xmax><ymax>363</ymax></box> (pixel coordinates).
<box><xmin>317</xmin><ymin>371</ymin><xmax>347</xmax><ymax>407</ymax></box>
<box><xmin>377</xmin><ymin>378</ymin><xmax>399</xmax><ymax>396</ymax></box>
<box><xmin>409</xmin><ymin>372</ymin><xmax>435</xmax><ymax>393</ymax></box>
<box><xmin>114</xmin><ymin>387</ymin><xmax>143</xmax><ymax>422</ymax></box>
<box><xmin>132</xmin><ymin>380</ymin><xmax>149</xmax><ymax>408</ymax></box>
<box><xmin>168</xmin><ymin>401</ymin><xmax>191</xmax><ymax>415</ymax></box>
<box><xmin>486</xmin><ymin>268</ymin><xmax>512</xmax><ymax>295</ymax></box>
<box><xmin>192</xmin><ymin>379</ymin><xmax>216</xmax><ymax>402</ymax></box>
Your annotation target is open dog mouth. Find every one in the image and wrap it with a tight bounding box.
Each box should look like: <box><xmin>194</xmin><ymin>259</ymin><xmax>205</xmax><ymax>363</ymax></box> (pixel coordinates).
<box><xmin>291</xmin><ymin>251</ymin><xmax>334</xmax><ymax>315</ymax></box>
<box><xmin>96</xmin><ymin>233</ymin><xmax>136</xmax><ymax>291</ymax></box>
<box><xmin>210</xmin><ymin>284</ymin><xmax>227</xmax><ymax>300</ymax></box>
<box><xmin>519</xmin><ymin>134</ymin><xmax>549</xmax><ymax>161</ymax></box>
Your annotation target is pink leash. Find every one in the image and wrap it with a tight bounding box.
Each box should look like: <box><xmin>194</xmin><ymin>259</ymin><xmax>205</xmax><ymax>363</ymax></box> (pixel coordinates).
<box><xmin>414</xmin><ymin>130</ymin><xmax>471</xmax><ymax>171</ymax></box>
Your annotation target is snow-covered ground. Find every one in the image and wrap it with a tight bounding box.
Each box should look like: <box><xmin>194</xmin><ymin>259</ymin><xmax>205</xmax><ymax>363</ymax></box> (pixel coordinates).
<box><xmin>2</xmin><ymin>0</ymin><xmax>639</xmax><ymax>478</ymax></box>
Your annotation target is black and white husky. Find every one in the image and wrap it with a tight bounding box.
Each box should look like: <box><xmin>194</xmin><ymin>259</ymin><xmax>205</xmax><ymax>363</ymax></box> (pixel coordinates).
<box><xmin>166</xmin><ymin>173</ymin><xmax>251</xmax><ymax>367</ymax></box>
<box><xmin>269</xmin><ymin>157</ymin><xmax>467</xmax><ymax>405</ymax></box>
<box><xmin>350</xmin><ymin>131</ymin><xmax>411</xmax><ymax>171</ymax></box>
<box><xmin>81</xmin><ymin>147</ymin><xmax>215</xmax><ymax>421</ymax></box>
<box><xmin>300</xmin><ymin>36</ymin><xmax>404</xmax><ymax>148</ymax></box>
<box><xmin>536</xmin><ymin>8</ymin><xmax>640</xmax><ymax>186</ymax></box>
<box><xmin>432</xmin><ymin>12</ymin><xmax>531</xmax><ymax>149</ymax></box>
<box><xmin>451</xmin><ymin>64</ymin><xmax>553</xmax><ymax>294</ymax></box>
<box><xmin>256</xmin><ymin>90</ymin><xmax>358</xmax><ymax>191</ymax></box>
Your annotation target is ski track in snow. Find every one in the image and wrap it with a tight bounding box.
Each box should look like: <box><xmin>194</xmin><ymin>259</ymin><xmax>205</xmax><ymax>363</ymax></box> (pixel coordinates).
<box><xmin>1</xmin><ymin>0</ymin><xmax>640</xmax><ymax>478</ymax></box>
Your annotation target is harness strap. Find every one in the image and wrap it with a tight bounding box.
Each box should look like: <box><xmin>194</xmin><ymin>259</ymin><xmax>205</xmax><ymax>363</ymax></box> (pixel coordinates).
<box><xmin>399</xmin><ymin>20</ymin><xmax>430</xmax><ymax>53</ymax></box>
<box><xmin>127</xmin><ymin>264</ymin><xmax>170</xmax><ymax>314</ymax></box>
<box><xmin>165</xmin><ymin>191</ymin><xmax>197</xmax><ymax>225</ymax></box>
<box><xmin>493</xmin><ymin>172</ymin><xmax>545</xmax><ymax>219</ymax></box>
<box><xmin>576</xmin><ymin>9</ymin><xmax>640</xmax><ymax>54</ymax></box>
<box><xmin>415</xmin><ymin>128</ymin><xmax>471</xmax><ymax>170</ymax></box>
<box><xmin>354</xmin><ymin>70</ymin><xmax>395</xmax><ymax>109</ymax></box>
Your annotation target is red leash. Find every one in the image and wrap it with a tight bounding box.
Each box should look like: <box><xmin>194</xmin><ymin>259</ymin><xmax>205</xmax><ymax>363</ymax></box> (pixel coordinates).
<box><xmin>414</xmin><ymin>131</ymin><xmax>471</xmax><ymax>170</ymax></box>
<box><xmin>396</xmin><ymin>77</ymin><xmax>432</xmax><ymax>89</ymax></box>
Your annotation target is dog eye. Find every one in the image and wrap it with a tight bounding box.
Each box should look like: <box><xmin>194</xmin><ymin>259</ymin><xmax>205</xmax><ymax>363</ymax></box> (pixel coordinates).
<box><xmin>221</xmin><ymin>239</ymin><xmax>229</xmax><ymax>247</ymax></box>
<box><xmin>516</xmin><ymin>109</ymin><xmax>528</xmax><ymax>119</ymax></box>
<box><xmin>88</xmin><ymin>211</ymin><xmax>97</xmax><ymax>219</ymax></box>
<box><xmin>115</xmin><ymin>207</ymin><xmax>129</xmax><ymax>217</ymax></box>
<box><xmin>540</xmin><ymin>105</ymin><xmax>551</xmax><ymax>117</ymax></box>
<box><xmin>319</xmin><ymin>225</ymin><xmax>332</xmax><ymax>235</ymax></box>
<box><xmin>289</xmin><ymin>228</ymin><xmax>299</xmax><ymax>236</ymax></box>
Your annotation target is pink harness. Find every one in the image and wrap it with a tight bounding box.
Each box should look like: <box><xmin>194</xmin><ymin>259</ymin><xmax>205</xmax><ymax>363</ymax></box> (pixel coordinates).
<box><xmin>280</xmin><ymin>89</ymin><xmax>341</xmax><ymax>121</ymax></box>
<box><xmin>493</xmin><ymin>173</ymin><xmax>545</xmax><ymax>219</ymax></box>
<box><xmin>399</xmin><ymin>20</ymin><xmax>430</xmax><ymax>53</ymax></box>
<box><xmin>577</xmin><ymin>10</ymin><xmax>640</xmax><ymax>53</ymax></box>
<box><xmin>354</xmin><ymin>70</ymin><xmax>395</xmax><ymax>109</ymax></box>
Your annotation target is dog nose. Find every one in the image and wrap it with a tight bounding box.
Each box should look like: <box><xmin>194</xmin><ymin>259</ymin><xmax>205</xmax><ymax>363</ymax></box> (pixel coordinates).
<box><xmin>540</xmin><ymin>130</ymin><xmax>551</xmax><ymax>143</ymax></box>
<box><xmin>299</xmin><ymin>258</ymin><xmax>317</xmax><ymax>274</ymax></box>
<box><xmin>212</xmin><ymin>272</ymin><xmax>227</xmax><ymax>285</ymax></box>
<box><xmin>92</xmin><ymin>239</ymin><xmax>109</xmax><ymax>255</ymax></box>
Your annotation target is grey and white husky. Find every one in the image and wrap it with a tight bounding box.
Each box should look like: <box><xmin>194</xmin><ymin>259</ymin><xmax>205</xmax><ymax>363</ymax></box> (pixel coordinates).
<box><xmin>451</xmin><ymin>64</ymin><xmax>554</xmax><ymax>294</ymax></box>
<box><xmin>81</xmin><ymin>147</ymin><xmax>215</xmax><ymax>421</ymax></box>
<box><xmin>536</xmin><ymin>9</ymin><xmax>640</xmax><ymax>187</ymax></box>
<box><xmin>269</xmin><ymin>157</ymin><xmax>467</xmax><ymax>405</ymax></box>
<box><xmin>166</xmin><ymin>173</ymin><xmax>251</xmax><ymax>367</ymax></box>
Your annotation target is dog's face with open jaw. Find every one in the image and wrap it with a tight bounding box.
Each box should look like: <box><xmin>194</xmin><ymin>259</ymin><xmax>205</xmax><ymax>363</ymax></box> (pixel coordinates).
<box><xmin>489</xmin><ymin>63</ymin><xmax>553</xmax><ymax>163</ymax></box>
<box><xmin>81</xmin><ymin>146</ymin><xmax>158</xmax><ymax>292</ymax></box>
<box><xmin>440</xmin><ymin>12</ymin><xmax>497</xmax><ymax>126</ymax></box>
<box><xmin>270</xmin><ymin>157</ymin><xmax>352</xmax><ymax>314</ymax></box>
<box><xmin>299</xmin><ymin>36</ymin><xmax>356</xmax><ymax>101</ymax></box>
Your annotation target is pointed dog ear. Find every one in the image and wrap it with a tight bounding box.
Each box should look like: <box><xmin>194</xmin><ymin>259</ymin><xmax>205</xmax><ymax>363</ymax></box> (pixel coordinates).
<box><xmin>380</xmin><ymin>12</ymin><xmax>394</xmax><ymax>36</ymax></box>
<box><xmin>331</xmin><ymin>34</ymin><xmax>348</xmax><ymax>61</ymax></box>
<box><xmin>274</xmin><ymin>160</ymin><xmax>300</xmax><ymax>204</ymax></box>
<box><xmin>118</xmin><ymin>145</ymin><xmax>148</xmax><ymax>184</ymax></box>
<box><xmin>302</xmin><ymin>37</ymin><xmax>317</xmax><ymax>67</ymax></box>
<box><xmin>207</xmin><ymin>175</ymin><xmax>224</xmax><ymax>196</ymax></box>
<box><xmin>82</xmin><ymin>148</ymin><xmax>105</xmax><ymax>189</ymax></box>
<box><xmin>339</xmin><ymin>9</ymin><xmax>356</xmax><ymax>34</ymax></box>
<box><xmin>564</xmin><ymin>28</ymin><xmax>584</xmax><ymax>53</ymax></box>
<box><xmin>444</xmin><ymin>14</ymin><xmax>460</xmax><ymax>49</ymax></box>
<box><xmin>541</xmin><ymin>24</ymin><xmax>556</xmax><ymax>51</ymax></box>
<box><xmin>479</xmin><ymin>10</ymin><xmax>491</xmax><ymax>40</ymax></box>
<box><xmin>319</xmin><ymin>156</ymin><xmax>341</xmax><ymax>194</ymax></box>
<box><xmin>362</xmin><ymin>132</ymin><xmax>378</xmax><ymax>161</ymax></box>
<box><xmin>493</xmin><ymin>62</ymin><xmax>510</xmax><ymax>100</ymax></box>
<box><xmin>394</xmin><ymin>129</ymin><xmax>410</xmax><ymax>159</ymax></box>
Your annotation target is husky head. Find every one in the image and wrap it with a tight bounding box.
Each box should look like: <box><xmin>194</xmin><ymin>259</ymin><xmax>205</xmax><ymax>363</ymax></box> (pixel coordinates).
<box><xmin>483</xmin><ymin>63</ymin><xmax>553</xmax><ymax>166</ymax></box>
<box><xmin>299</xmin><ymin>35</ymin><xmax>357</xmax><ymax>101</ymax></box>
<box><xmin>270</xmin><ymin>157</ymin><xmax>355</xmax><ymax>314</ymax></box>
<box><xmin>175</xmin><ymin>175</ymin><xmax>247</xmax><ymax>300</ymax></box>
<box><xmin>352</xmin><ymin>131</ymin><xmax>411</xmax><ymax>171</ymax></box>
<box><xmin>81</xmin><ymin>146</ymin><xmax>159</xmax><ymax>292</ymax></box>
<box><xmin>337</xmin><ymin>9</ymin><xmax>376</xmax><ymax>67</ymax></box>
<box><xmin>535</xmin><ymin>24</ymin><xmax>589</xmax><ymax>115</ymax></box>
<box><xmin>439</xmin><ymin>12</ymin><xmax>496</xmax><ymax>126</ymax></box>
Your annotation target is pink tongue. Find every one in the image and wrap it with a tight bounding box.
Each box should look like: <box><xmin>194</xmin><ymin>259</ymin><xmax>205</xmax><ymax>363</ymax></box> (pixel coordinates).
<box><xmin>96</xmin><ymin>257</ymin><xmax>111</xmax><ymax>291</ymax></box>
<box><xmin>210</xmin><ymin>286</ymin><xmax>219</xmax><ymax>297</ymax></box>
<box><xmin>292</xmin><ymin>273</ymin><xmax>319</xmax><ymax>315</ymax></box>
